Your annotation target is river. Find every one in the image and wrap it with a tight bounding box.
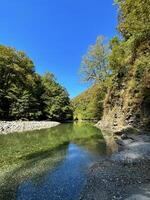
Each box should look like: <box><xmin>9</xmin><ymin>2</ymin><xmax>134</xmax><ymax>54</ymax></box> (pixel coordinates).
<box><xmin>0</xmin><ymin>122</ymin><xmax>107</xmax><ymax>200</ymax></box>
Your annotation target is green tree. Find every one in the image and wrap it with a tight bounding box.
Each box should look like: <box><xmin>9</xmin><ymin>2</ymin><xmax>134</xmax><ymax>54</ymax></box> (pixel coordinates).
<box><xmin>80</xmin><ymin>36</ymin><xmax>109</xmax><ymax>83</ymax></box>
<box><xmin>115</xmin><ymin>0</ymin><xmax>150</xmax><ymax>63</ymax></box>
<box><xmin>0</xmin><ymin>45</ymin><xmax>36</xmax><ymax>119</ymax></box>
<box><xmin>72</xmin><ymin>84</ymin><xmax>105</xmax><ymax>120</ymax></box>
<box><xmin>115</xmin><ymin>0</ymin><xmax>150</xmax><ymax>39</ymax></box>
<box><xmin>41</xmin><ymin>73</ymin><xmax>73</xmax><ymax>121</ymax></box>
<box><xmin>0</xmin><ymin>45</ymin><xmax>72</xmax><ymax>121</ymax></box>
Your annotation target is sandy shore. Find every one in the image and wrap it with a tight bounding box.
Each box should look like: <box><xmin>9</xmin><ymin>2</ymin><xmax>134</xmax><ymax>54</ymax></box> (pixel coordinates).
<box><xmin>0</xmin><ymin>121</ymin><xmax>60</xmax><ymax>134</ymax></box>
<box><xmin>80</xmin><ymin>131</ymin><xmax>150</xmax><ymax>200</ymax></box>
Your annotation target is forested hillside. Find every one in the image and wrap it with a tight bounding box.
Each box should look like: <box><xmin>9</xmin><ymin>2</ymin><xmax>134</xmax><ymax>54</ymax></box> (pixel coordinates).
<box><xmin>99</xmin><ymin>0</ymin><xmax>150</xmax><ymax>131</ymax></box>
<box><xmin>72</xmin><ymin>84</ymin><xmax>105</xmax><ymax>120</ymax></box>
<box><xmin>0</xmin><ymin>46</ymin><xmax>73</xmax><ymax>121</ymax></box>
<box><xmin>75</xmin><ymin>0</ymin><xmax>150</xmax><ymax>130</ymax></box>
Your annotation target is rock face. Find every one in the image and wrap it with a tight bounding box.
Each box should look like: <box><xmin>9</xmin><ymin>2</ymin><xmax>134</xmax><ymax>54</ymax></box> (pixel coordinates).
<box><xmin>0</xmin><ymin>121</ymin><xmax>60</xmax><ymax>134</ymax></box>
<box><xmin>97</xmin><ymin>68</ymin><xmax>150</xmax><ymax>132</ymax></box>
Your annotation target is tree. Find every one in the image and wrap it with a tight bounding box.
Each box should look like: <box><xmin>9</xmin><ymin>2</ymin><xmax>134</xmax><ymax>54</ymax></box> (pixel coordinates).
<box><xmin>72</xmin><ymin>84</ymin><xmax>105</xmax><ymax>120</ymax></box>
<box><xmin>0</xmin><ymin>45</ymin><xmax>36</xmax><ymax>119</ymax></box>
<box><xmin>0</xmin><ymin>45</ymin><xmax>73</xmax><ymax>121</ymax></box>
<box><xmin>80</xmin><ymin>36</ymin><xmax>109</xmax><ymax>83</ymax></box>
<box><xmin>115</xmin><ymin>0</ymin><xmax>150</xmax><ymax>39</ymax></box>
<box><xmin>115</xmin><ymin>0</ymin><xmax>150</xmax><ymax>63</ymax></box>
<box><xmin>41</xmin><ymin>73</ymin><xmax>73</xmax><ymax>121</ymax></box>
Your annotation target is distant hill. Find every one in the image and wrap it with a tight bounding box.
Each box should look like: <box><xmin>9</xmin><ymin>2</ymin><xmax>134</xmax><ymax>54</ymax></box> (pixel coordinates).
<box><xmin>72</xmin><ymin>84</ymin><xmax>105</xmax><ymax>120</ymax></box>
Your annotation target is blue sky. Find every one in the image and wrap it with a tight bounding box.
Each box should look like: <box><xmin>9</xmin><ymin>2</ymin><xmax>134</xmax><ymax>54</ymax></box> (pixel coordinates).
<box><xmin>0</xmin><ymin>0</ymin><xmax>117</xmax><ymax>98</ymax></box>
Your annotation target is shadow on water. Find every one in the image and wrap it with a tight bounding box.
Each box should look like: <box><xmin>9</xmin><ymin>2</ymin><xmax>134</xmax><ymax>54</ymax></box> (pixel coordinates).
<box><xmin>21</xmin><ymin>141</ymin><xmax>69</xmax><ymax>161</ymax></box>
<box><xmin>0</xmin><ymin>122</ymin><xmax>107</xmax><ymax>200</ymax></box>
<box><xmin>0</xmin><ymin>143</ymin><xmax>69</xmax><ymax>200</ymax></box>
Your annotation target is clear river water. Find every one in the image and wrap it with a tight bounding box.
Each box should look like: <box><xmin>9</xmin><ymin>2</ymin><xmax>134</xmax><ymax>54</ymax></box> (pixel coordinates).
<box><xmin>0</xmin><ymin>122</ymin><xmax>107</xmax><ymax>200</ymax></box>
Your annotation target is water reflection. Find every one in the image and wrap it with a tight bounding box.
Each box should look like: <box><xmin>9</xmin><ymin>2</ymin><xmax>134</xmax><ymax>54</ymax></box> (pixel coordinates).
<box><xmin>0</xmin><ymin>144</ymin><xmax>68</xmax><ymax>200</ymax></box>
<box><xmin>0</xmin><ymin>123</ymin><xmax>107</xmax><ymax>200</ymax></box>
<box><xmin>17</xmin><ymin>143</ymin><xmax>100</xmax><ymax>200</ymax></box>
<box><xmin>101</xmin><ymin>131</ymin><xmax>118</xmax><ymax>155</ymax></box>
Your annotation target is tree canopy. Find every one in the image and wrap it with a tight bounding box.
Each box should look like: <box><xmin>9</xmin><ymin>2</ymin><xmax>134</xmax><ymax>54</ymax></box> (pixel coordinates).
<box><xmin>0</xmin><ymin>45</ymin><xmax>73</xmax><ymax>121</ymax></box>
<box><xmin>72</xmin><ymin>84</ymin><xmax>105</xmax><ymax>121</ymax></box>
<box><xmin>75</xmin><ymin>0</ymin><xmax>150</xmax><ymax>125</ymax></box>
<box><xmin>80</xmin><ymin>36</ymin><xmax>109</xmax><ymax>83</ymax></box>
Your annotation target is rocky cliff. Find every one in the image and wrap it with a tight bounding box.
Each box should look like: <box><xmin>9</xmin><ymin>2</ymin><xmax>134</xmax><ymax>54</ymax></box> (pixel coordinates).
<box><xmin>97</xmin><ymin>57</ymin><xmax>150</xmax><ymax>132</ymax></box>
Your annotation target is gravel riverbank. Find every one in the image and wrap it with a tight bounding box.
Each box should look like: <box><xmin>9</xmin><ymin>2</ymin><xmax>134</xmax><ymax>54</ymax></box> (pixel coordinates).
<box><xmin>0</xmin><ymin>121</ymin><xmax>60</xmax><ymax>134</ymax></box>
<box><xmin>80</xmin><ymin>131</ymin><xmax>150</xmax><ymax>200</ymax></box>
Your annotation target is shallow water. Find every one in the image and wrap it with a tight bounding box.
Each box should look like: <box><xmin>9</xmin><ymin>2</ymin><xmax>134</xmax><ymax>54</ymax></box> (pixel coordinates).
<box><xmin>0</xmin><ymin>122</ymin><xmax>107</xmax><ymax>200</ymax></box>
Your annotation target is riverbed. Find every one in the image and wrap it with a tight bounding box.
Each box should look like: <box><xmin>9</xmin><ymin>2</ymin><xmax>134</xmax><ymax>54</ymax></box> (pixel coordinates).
<box><xmin>0</xmin><ymin>122</ymin><xmax>107</xmax><ymax>200</ymax></box>
<box><xmin>0</xmin><ymin>121</ymin><xmax>60</xmax><ymax>134</ymax></box>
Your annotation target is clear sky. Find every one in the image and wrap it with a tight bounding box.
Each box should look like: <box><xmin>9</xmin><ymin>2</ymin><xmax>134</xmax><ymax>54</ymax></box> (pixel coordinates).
<box><xmin>0</xmin><ymin>0</ymin><xmax>117</xmax><ymax>98</ymax></box>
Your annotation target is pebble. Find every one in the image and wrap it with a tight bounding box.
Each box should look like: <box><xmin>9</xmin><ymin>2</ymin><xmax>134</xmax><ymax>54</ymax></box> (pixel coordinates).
<box><xmin>0</xmin><ymin>121</ymin><xmax>60</xmax><ymax>134</ymax></box>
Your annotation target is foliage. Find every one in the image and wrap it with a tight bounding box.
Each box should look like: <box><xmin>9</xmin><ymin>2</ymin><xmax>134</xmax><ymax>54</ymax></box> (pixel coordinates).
<box><xmin>103</xmin><ymin>0</ymin><xmax>150</xmax><ymax>128</ymax></box>
<box><xmin>78</xmin><ymin>0</ymin><xmax>150</xmax><ymax>128</ymax></box>
<box><xmin>80</xmin><ymin>36</ymin><xmax>109</xmax><ymax>83</ymax></box>
<box><xmin>0</xmin><ymin>46</ymin><xmax>73</xmax><ymax>121</ymax></box>
<box><xmin>115</xmin><ymin>0</ymin><xmax>150</xmax><ymax>40</ymax></box>
<box><xmin>41</xmin><ymin>73</ymin><xmax>73</xmax><ymax>121</ymax></box>
<box><xmin>72</xmin><ymin>84</ymin><xmax>105</xmax><ymax>120</ymax></box>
